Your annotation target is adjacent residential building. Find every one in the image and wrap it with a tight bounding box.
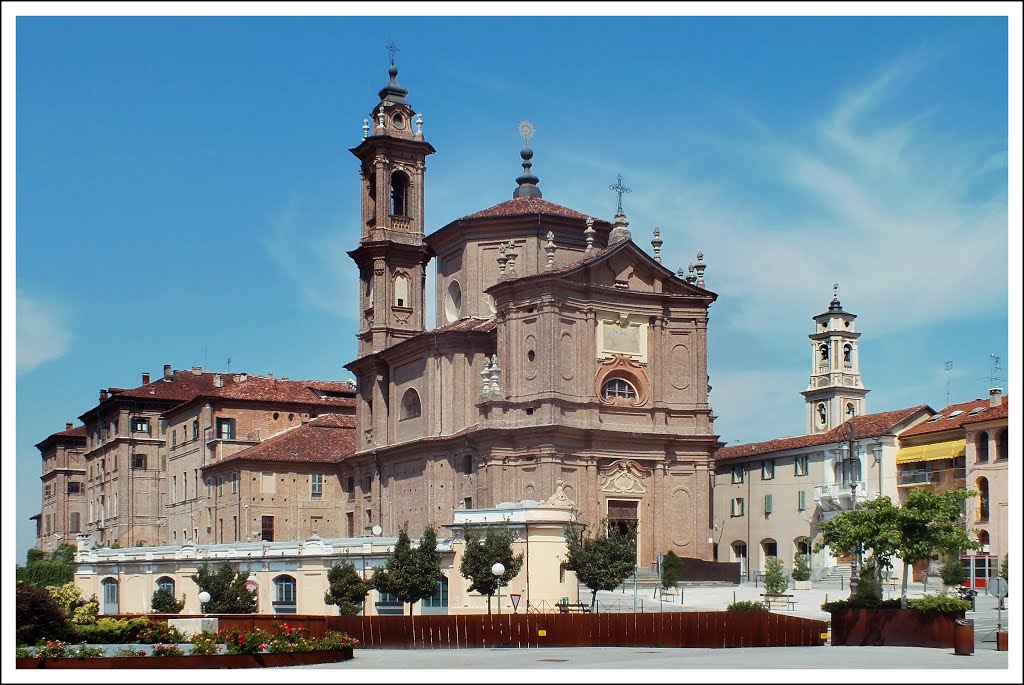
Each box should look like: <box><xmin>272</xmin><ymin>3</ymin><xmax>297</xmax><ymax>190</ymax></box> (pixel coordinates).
<box><xmin>896</xmin><ymin>389</ymin><xmax>1009</xmax><ymax>583</ymax></box>
<box><xmin>33</xmin><ymin>423</ymin><xmax>87</xmax><ymax>553</ymax></box>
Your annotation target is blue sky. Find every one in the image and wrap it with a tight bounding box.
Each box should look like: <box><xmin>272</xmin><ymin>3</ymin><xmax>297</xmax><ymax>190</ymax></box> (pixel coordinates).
<box><xmin>6</xmin><ymin>9</ymin><xmax>1019</xmax><ymax>565</ymax></box>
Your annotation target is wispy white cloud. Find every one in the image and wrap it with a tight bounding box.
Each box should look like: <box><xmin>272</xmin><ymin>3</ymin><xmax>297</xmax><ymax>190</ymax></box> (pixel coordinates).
<box><xmin>263</xmin><ymin>198</ymin><xmax>360</xmax><ymax>319</ymax></box>
<box><xmin>16</xmin><ymin>291</ymin><xmax>71</xmax><ymax>374</ymax></box>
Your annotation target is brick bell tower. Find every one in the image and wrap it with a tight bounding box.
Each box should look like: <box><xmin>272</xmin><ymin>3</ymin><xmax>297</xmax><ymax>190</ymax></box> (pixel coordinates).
<box><xmin>348</xmin><ymin>56</ymin><xmax>435</xmax><ymax>357</ymax></box>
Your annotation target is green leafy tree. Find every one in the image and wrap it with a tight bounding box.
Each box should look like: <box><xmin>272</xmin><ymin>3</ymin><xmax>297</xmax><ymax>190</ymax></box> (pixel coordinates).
<box><xmin>792</xmin><ymin>553</ymin><xmax>812</xmax><ymax>582</ymax></box>
<box><xmin>16</xmin><ymin>583</ymin><xmax>68</xmax><ymax>644</ymax></box>
<box><xmin>190</xmin><ymin>563</ymin><xmax>257</xmax><ymax>614</ymax></box>
<box><xmin>45</xmin><ymin>582</ymin><xmax>98</xmax><ymax>625</ymax></box>
<box><xmin>940</xmin><ymin>555</ymin><xmax>968</xmax><ymax>587</ymax></box>
<box><xmin>764</xmin><ymin>556</ymin><xmax>787</xmax><ymax>595</ymax></box>
<box><xmin>17</xmin><ymin>544</ymin><xmax>77</xmax><ymax>587</ymax></box>
<box><xmin>324</xmin><ymin>560</ymin><xmax>372</xmax><ymax>615</ymax></box>
<box><xmin>815</xmin><ymin>496</ymin><xmax>903</xmax><ymax>600</ymax></box>
<box><xmin>892</xmin><ymin>488</ymin><xmax>980</xmax><ymax>607</ymax></box>
<box><xmin>661</xmin><ymin>550</ymin><xmax>683</xmax><ymax>590</ymax></box>
<box><xmin>151</xmin><ymin>587</ymin><xmax>186</xmax><ymax>614</ymax></box>
<box><xmin>373</xmin><ymin>526</ymin><xmax>444</xmax><ymax>615</ymax></box>
<box><xmin>563</xmin><ymin>519</ymin><xmax>636</xmax><ymax>610</ymax></box>
<box><xmin>459</xmin><ymin>525</ymin><xmax>524</xmax><ymax>613</ymax></box>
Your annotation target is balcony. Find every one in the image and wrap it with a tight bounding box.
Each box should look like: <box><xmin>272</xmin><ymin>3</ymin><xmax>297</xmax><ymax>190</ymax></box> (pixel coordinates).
<box><xmin>898</xmin><ymin>468</ymin><xmax>937</xmax><ymax>487</ymax></box>
<box><xmin>813</xmin><ymin>481</ymin><xmax>867</xmax><ymax>510</ymax></box>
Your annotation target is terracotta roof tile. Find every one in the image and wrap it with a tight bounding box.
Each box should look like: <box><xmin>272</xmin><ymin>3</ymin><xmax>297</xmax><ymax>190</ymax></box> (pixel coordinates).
<box><xmin>462</xmin><ymin>197</ymin><xmax>596</xmax><ymax>221</ymax></box>
<box><xmin>35</xmin><ymin>424</ymin><xmax>87</xmax><ymax>450</ymax></box>
<box><xmin>716</xmin><ymin>405</ymin><xmax>931</xmax><ymax>462</ymax></box>
<box><xmin>211</xmin><ymin>414</ymin><xmax>357</xmax><ymax>467</ymax></box>
<box><xmin>904</xmin><ymin>396</ymin><xmax>1008</xmax><ymax>435</ymax></box>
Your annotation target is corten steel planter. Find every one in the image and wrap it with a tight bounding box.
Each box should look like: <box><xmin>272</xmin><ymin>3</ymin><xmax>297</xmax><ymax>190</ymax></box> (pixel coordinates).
<box><xmin>15</xmin><ymin>648</ymin><xmax>353</xmax><ymax>669</ymax></box>
<box><xmin>829</xmin><ymin>609</ymin><xmax>963</xmax><ymax>648</ymax></box>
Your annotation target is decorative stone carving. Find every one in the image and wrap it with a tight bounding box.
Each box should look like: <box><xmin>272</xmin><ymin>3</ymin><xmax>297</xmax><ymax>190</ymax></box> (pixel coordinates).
<box><xmin>543</xmin><ymin>478</ymin><xmax>577</xmax><ymax>508</ymax></box>
<box><xmin>595</xmin><ymin>354</ymin><xmax>651</xmax><ymax>407</ymax></box>
<box><xmin>599</xmin><ymin>460</ymin><xmax>652</xmax><ymax>495</ymax></box>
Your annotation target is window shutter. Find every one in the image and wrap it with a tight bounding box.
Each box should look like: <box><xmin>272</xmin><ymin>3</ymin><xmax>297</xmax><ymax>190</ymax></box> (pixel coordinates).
<box><xmin>765</xmin><ymin>494</ymin><xmax>773</xmax><ymax>514</ymax></box>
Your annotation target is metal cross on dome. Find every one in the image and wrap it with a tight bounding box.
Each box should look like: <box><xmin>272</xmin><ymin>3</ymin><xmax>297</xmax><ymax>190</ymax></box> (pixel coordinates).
<box><xmin>386</xmin><ymin>40</ymin><xmax>399</xmax><ymax>66</ymax></box>
<box><xmin>609</xmin><ymin>174</ymin><xmax>631</xmax><ymax>215</ymax></box>
<box><xmin>833</xmin><ymin>283</ymin><xmax>839</xmax><ymax>298</ymax></box>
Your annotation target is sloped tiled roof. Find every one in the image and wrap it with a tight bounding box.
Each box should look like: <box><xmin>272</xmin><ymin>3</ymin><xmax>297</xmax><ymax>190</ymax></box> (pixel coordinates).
<box><xmin>716</xmin><ymin>405</ymin><xmax>931</xmax><ymax>462</ymax></box>
<box><xmin>211</xmin><ymin>414</ymin><xmax>357</xmax><ymax>467</ymax></box>
<box><xmin>35</xmin><ymin>425</ymin><xmax>87</xmax><ymax>451</ymax></box>
<box><xmin>903</xmin><ymin>396</ymin><xmax>1008</xmax><ymax>436</ymax></box>
<box><xmin>963</xmin><ymin>397</ymin><xmax>1008</xmax><ymax>424</ymax></box>
<box><xmin>461</xmin><ymin>197</ymin><xmax>595</xmax><ymax>221</ymax></box>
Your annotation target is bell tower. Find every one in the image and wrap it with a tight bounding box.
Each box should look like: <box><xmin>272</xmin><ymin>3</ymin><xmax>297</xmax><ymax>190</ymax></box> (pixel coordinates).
<box><xmin>348</xmin><ymin>56</ymin><xmax>435</xmax><ymax>357</ymax></box>
<box><xmin>800</xmin><ymin>287</ymin><xmax>869</xmax><ymax>433</ymax></box>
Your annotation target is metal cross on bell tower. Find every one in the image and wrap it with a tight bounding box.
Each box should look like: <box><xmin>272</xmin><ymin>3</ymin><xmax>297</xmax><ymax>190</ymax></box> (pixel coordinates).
<box><xmin>386</xmin><ymin>39</ymin><xmax>399</xmax><ymax>66</ymax></box>
<box><xmin>609</xmin><ymin>174</ymin><xmax>631</xmax><ymax>215</ymax></box>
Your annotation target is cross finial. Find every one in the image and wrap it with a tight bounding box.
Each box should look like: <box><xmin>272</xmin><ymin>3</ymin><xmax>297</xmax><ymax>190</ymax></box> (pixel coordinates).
<box><xmin>386</xmin><ymin>40</ymin><xmax>399</xmax><ymax>66</ymax></box>
<box><xmin>833</xmin><ymin>283</ymin><xmax>839</xmax><ymax>299</ymax></box>
<box><xmin>609</xmin><ymin>174</ymin><xmax>631</xmax><ymax>215</ymax></box>
<box><xmin>518</xmin><ymin>120</ymin><xmax>535</xmax><ymax>146</ymax></box>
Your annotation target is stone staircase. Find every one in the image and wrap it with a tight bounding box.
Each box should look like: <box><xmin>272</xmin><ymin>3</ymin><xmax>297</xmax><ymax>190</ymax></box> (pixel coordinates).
<box><xmin>817</xmin><ymin>563</ymin><xmax>851</xmax><ymax>583</ymax></box>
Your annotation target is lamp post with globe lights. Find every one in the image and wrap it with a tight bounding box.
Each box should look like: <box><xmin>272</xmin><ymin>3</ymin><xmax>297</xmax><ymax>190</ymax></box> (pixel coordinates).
<box><xmin>198</xmin><ymin>590</ymin><xmax>211</xmax><ymax>615</ymax></box>
<box><xmin>491</xmin><ymin>562</ymin><xmax>505</xmax><ymax>614</ymax></box>
<box><xmin>837</xmin><ymin>406</ymin><xmax>862</xmax><ymax>599</ymax></box>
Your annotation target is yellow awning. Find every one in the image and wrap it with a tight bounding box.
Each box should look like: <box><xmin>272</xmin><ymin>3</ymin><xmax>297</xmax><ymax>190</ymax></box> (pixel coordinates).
<box><xmin>896</xmin><ymin>439</ymin><xmax>966</xmax><ymax>464</ymax></box>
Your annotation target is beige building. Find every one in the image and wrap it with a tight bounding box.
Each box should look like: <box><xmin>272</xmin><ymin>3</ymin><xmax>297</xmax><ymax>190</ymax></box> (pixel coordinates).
<box><xmin>963</xmin><ymin>390</ymin><xmax>1009</xmax><ymax>568</ymax></box>
<box><xmin>73</xmin><ymin>496</ymin><xmax>579</xmax><ymax>616</ymax></box>
<box><xmin>33</xmin><ymin>423</ymin><xmax>87</xmax><ymax>553</ymax></box>
<box><xmin>713</xmin><ymin>295</ymin><xmax>933</xmax><ymax>581</ymax></box>
<box><xmin>342</xmin><ymin>62</ymin><xmax>720</xmax><ymax>569</ymax></box>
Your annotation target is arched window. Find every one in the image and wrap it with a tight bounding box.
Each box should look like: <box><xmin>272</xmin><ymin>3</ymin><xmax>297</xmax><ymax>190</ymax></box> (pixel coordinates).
<box><xmin>400</xmin><ymin>389</ymin><xmax>421</xmax><ymax>420</ymax></box>
<box><xmin>996</xmin><ymin>429</ymin><xmax>1007</xmax><ymax>461</ymax></box>
<box><xmin>760</xmin><ymin>539</ymin><xmax>778</xmax><ymax>572</ymax></box>
<box><xmin>976</xmin><ymin>477</ymin><xmax>990</xmax><ymax>521</ymax></box>
<box><xmin>156</xmin><ymin>576</ymin><xmax>175</xmax><ymax>593</ymax></box>
<box><xmin>846</xmin><ymin>402</ymin><xmax>855</xmax><ymax>417</ymax></box>
<box><xmin>795</xmin><ymin>537</ymin><xmax>812</xmax><ymax>557</ymax></box>
<box><xmin>601</xmin><ymin>377</ymin><xmax>638</xmax><ymax>405</ymax></box>
<box><xmin>101</xmin><ymin>578</ymin><xmax>119</xmax><ymax>615</ymax></box>
<box><xmin>977</xmin><ymin>529</ymin><xmax>990</xmax><ymax>551</ymax></box>
<box><xmin>817</xmin><ymin>404</ymin><xmax>827</xmax><ymax>426</ymax></box>
<box><xmin>390</xmin><ymin>171</ymin><xmax>409</xmax><ymax>216</ymax></box>
<box><xmin>273</xmin><ymin>575</ymin><xmax>297</xmax><ymax>613</ymax></box>
<box><xmin>976</xmin><ymin>432</ymin><xmax>989</xmax><ymax>462</ymax></box>
<box><xmin>843</xmin><ymin>344</ymin><xmax>853</xmax><ymax>364</ymax></box>
<box><xmin>394</xmin><ymin>273</ymin><xmax>409</xmax><ymax>308</ymax></box>
<box><xmin>819</xmin><ymin>344</ymin><xmax>829</xmax><ymax>362</ymax></box>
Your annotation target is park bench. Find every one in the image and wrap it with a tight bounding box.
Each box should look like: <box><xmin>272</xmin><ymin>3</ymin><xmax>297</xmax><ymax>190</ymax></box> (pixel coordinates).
<box><xmin>556</xmin><ymin>602</ymin><xmax>592</xmax><ymax>614</ymax></box>
<box><xmin>760</xmin><ymin>593</ymin><xmax>796</xmax><ymax>611</ymax></box>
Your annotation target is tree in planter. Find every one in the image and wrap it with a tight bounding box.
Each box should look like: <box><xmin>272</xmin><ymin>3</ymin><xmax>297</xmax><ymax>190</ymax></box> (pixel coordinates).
<box><xmin>151</xmin><ymin>586</ymin><xmax>186</xmax><ymax>614</ymax></box>
<box><xmin>563</xmin><ymin>519</ymin><xmax>636</xmax><ymax>610</ymax></box>
<box><xmin>892</xmin><ymin>487</ymin><xmax>979</xmax><ymax>607</ymax></box>
<box><xmin>661</xmin><ymin>550</ymin><xmax>683</xmax><ymax>590</ymax></box>
<box><xmin>190</xmin><ymin>563</ymin><xmax>257</xmax><ymax>614</ymax></box>
<box><xmin>373</xmin><ymin>526</ymin><xmax>444</xmax><ymax>616</ymax></box>
<box><xmin>763</xmin><ymin>556</ymin><xmax>787</xmax><ymax>595</ymax></box>
<box><xmin>815</xmin><ymin>496</ymin><xmax>902</xmax><ymax>601</ymax></box>
<box><xmin>791</xmin><ymin>553</ymin><xmax>812</xmax><ymax>583</ymax></box>
<box><xmin>324</xmin><ymin>560</ymin><xmax>372</xmax><ymax>615</ymax></box>
<box><xmin>459</xmin><ymin>525</ymin><xmax>524</xmax><ymax>614</ymax></box>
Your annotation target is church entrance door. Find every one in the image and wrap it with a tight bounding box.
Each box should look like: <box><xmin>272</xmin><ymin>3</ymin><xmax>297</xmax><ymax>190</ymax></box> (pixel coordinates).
<box><xmin>607</xmin><ymin>499</ymin><xmax>639</xmax><ymax>564</ymax></box>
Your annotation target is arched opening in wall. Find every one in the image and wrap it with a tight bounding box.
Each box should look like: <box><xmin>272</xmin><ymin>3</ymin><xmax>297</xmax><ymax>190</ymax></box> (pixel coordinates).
<box><xmin>795</xmin><ymin>537</ymin><xmax>812</xmax><ymax>557</ymax></box>
<box><xmin>843</xmin><ymin>343</ymin><xmax>853</xmax><ymax>365</ymax></box>
<box><xmin>394</xmin><ymin>273</ymin><xmax>409</xmax><ymax>308</ymax></box>
<box><xmin>731</xmin><ymin>541</ymin><xmax>747</xmax><ymax>577</ymax></box>
<box><xmin>977</xmin><ymin>529</ymin><xmax>990</xmax><ymax>553</ymax></box>
<box><xmin>817</xmin><ymin>403</ymin><xmax>827</xmax><ymax>427</ymax></box>
<box><xmin>400</xmin><ymin>389</ymin><xmax>421</xmax><ymax>420</ymax></box>
<box><xmin>846</xmin><ymin>402</ymin><xmax>855</xmax><ymax>417</ymax></box>
<box><xmin>996</xmin><ymin>429</ymin><xmax>1007</xmax><ymax>461</ymax></box>
<box><xmin>101</xmin><ymin>577</ymin><xmax>119</xmax><ymax>615</ymax></box>
<box><xmin>976</xmin><ymin>432</ymin><xmax>989</xmax><ymax>462</ymax></box>
<box><xmin>390</xmin><ymin>171</ymin><xmax>409</xmax><ymax>216</ymax></box>
<box><xmin>976</xmin><ymin>477</ymin><xmax>990</xmax><ymax>521</ymax></box>
<box><xmin>156</xmin><ymin>576</ymin><xmax>175</xmax><ymax>594</ymax></box>
<box><xmin>444</xmin><ymin>279</ymin><xmax>462</xmax><ymax>323</ymax></box>
<box><xmin>818</xmin><ymin>344</ymin><xmax>829</xmax><ymax>364</ymax></box>
<box><xmin>760</xmin><ymin>538</ymin><xmax>778</xmax><ymax>572</ymax></box>
<box><xmin>273</xmin><ymin>574</ymin><xmax>297</xmax><ymax>614</ymax></box>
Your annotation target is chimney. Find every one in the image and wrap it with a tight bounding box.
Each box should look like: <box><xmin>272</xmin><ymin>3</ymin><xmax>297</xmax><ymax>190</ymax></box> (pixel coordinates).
<box><xmin>267</xmin><ymin>370</ymin><xmax>274</xmax><ymax>378</ymax></box>
<box><xmin>192</xmin><ymin>366</ymin><xmax>202</xmax><ymax>375</ymax></box>
<box><xmin>99</xmin><ymin>389</ymin><xmax>108</xmax><ymax>402</ymax></box>
<box><xmin>214</xmin><ymin>374</ymin><xmax>223</xmax><ymax>388</ymax></box>
<box><xmin>989</xmin><ymin>387</ymin><xmax>1002</xmax><ymax>408</ymax></box>
<box><xmin>66</xmin><ymin>422</ymin><xmax>74</xmax><ymax>431</ymax></box>
<box><xmin>163</xmin><ymin>364</ymin><xmax>172</xmax><ymax>379</ymax></box>
<box><xmin>142</xmin><ymin>372</ymin><xmax>150</xmax><ymax>385</ymax></box>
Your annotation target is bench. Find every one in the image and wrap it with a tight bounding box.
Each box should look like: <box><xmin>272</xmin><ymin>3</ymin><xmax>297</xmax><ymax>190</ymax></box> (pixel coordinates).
<box><xmin>556</xmin><ymin>602</ymin><xmax>592</xmax><ymax>614</ymax></box>
<box><xmin>760</xmin><ymin>593</ymin><xmax>796</xmax><ymax>610</ymax></box>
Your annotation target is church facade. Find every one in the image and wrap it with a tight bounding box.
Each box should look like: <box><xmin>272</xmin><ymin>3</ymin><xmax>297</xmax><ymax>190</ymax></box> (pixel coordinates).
<box><xmin>341</xmin><ymin>63</ymin><xmax>720</xmax><ymax>568</ymax></box>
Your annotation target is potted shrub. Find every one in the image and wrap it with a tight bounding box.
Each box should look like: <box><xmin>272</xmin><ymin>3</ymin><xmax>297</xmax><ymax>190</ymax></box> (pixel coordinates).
<box><xmin>792</xmin><ymin>553</ymin><xmax>812</xmax><ymax>590</ymax></box>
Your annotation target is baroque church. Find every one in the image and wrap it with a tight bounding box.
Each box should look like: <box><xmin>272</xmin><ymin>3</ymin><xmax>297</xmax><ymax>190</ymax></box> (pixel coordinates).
<box><xmin>343</xmin><ymin>61</ymin><xmax>720</xmax><ymax>568</ymax></box>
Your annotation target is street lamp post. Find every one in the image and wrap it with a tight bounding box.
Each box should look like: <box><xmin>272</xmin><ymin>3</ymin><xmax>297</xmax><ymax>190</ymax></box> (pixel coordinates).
<box><xmin>838</xmin><ymin>407</ymin><xmax>861</xmax><ymax>599</ymax></box>
<box><xmin>491</xmin><ymin>562</ymin><xmax>505</xmax><ymax>615</ymax></box>
<box><xmin>198</xmin><ymin>590</ymin><xmax>211</xmax><ymax>615</ymax></box>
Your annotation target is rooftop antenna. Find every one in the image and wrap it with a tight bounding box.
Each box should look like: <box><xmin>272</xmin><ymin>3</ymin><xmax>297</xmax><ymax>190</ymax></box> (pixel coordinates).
<box><xmin>988</xmin><ymin>353</ymin><xmax>1004</xmax><ymax>388</ymax></box>
<box><xmin>227</xmin><ymin>356</ymin><xmax>232</xmax><ymax>373</ymax></box>
<box><xmin>944</xmin><ymin>361</ymin><xmax>953</xmax><ymax>406</ymax></box>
